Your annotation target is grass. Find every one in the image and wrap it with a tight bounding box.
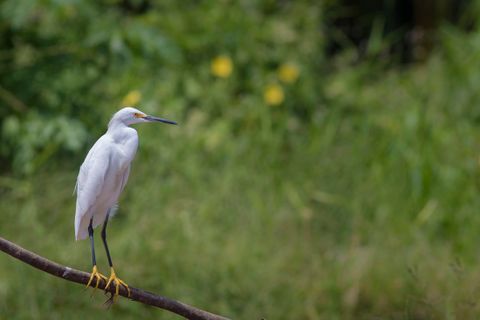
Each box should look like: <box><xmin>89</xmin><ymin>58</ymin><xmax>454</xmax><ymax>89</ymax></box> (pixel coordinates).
<box><xmin>2</xmin><ymin>27</ymin><xmax>480</xmax><ymax>320</ymax></box>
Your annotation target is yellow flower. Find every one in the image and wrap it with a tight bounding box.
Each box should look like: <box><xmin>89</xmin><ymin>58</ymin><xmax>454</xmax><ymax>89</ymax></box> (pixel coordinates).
<box><xmin>211</xmin><ymin>55</ymin><xmax>233</xmax><ymax>78</ymax></box>
<box><xmin>278</xmin><ymin>63</ymin><xmax>299</xmax><ymax>83</ymax></box>
<box><xmin>121</xmin><ymin>90</ymin><xmax>142</xmax><ymax>106</ymax></box>
<box><xmin>264</xmin><ymin>84</ymin><xmax>284</xmax><ymax>106</ymax></box>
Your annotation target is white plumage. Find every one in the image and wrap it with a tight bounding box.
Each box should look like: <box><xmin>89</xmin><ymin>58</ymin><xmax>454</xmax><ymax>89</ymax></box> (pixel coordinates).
<box><xmin>74</xmin><ymin>107</ymin><xmax>176</xmax><ymax>240</ymax></box>
<box><xmin>75</xmin><ymin>106</ymin><xmax>176</xmax><ymax>298</ymax></box>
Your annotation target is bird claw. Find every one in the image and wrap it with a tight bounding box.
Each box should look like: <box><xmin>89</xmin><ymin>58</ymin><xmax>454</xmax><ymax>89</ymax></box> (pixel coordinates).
<box><xmin>103</xmin><ymin>291</ymin><xmax>115</xmax><ymax>308</ymax></box>
<box><xmin>86</xmin><ymin>265</ymin><xmax>108</xmax><ymax>294</ymax></box>
<box><xmin>104</xmin><ymin>267</ymin><xmax>131</xmax><ymax>299</ymax></box>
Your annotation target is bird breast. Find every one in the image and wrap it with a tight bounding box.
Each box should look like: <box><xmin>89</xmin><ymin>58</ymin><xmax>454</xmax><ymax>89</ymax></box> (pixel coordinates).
<box><xmin>109</xmin><ymin>127</ymin><xmax>139</xmax><ymax>164</ymax></box>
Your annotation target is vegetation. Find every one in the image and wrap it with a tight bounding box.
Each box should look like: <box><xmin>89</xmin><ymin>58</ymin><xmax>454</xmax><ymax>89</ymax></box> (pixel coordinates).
<box><xmin>2</xmin><ymin>1</ymin><xmax>480</xmax><ymax>319</ymax></box>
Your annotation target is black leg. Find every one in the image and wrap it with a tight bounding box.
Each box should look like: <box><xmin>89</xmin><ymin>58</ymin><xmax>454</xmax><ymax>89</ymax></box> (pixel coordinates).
<box><xmin>101</xmin><ymin>212</ymin><xmax>114</xmax><ymax>267</ymax></box>
<box><xmin>101</xmin><ymin>209</ymin><xmax>130</xmax><ymax>297</ymax></box>
<box><xmin>86</xmin><ymin>217</ymin><xmax>107</xmax><ymax>290</ymax></box>
<box><xmin>88</xmin><ymin>218</ymin><xmax>96</xmax><ymax>266</ymax></box>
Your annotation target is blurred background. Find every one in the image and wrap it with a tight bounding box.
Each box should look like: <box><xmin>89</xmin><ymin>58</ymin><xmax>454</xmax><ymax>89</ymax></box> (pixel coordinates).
<box><xmin>1</xmin><ymin>0</ymin><xmax>480</xmax><ymax>319</ymax></box>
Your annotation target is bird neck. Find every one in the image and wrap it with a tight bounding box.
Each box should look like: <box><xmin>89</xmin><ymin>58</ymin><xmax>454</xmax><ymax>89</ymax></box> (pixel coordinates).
<box><xmin>108</xmin><ymin>117</ymin><xmax>126</xmax><ymax>130</ymax></box>
<box><xmin>106</xmin><ymin>122</ymin><xmax>137</xmax><ymax>143</ymax></box>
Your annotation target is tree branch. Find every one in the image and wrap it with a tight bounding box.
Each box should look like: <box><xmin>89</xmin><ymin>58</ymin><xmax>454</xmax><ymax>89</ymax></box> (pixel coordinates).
<box><xmin>0</xmin><ymin>236</ymin><xmax>230</xmax><ymax>320</ymax></box>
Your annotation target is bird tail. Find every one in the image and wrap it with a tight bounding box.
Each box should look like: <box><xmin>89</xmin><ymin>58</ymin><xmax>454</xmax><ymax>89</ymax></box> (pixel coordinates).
<box><xmin>74</xmin><ymin>207</ymin><xmax>90</xmax><ymax>241</ymax></box>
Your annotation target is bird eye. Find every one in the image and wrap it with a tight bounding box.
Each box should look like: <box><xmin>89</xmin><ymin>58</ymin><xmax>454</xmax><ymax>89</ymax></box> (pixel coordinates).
<box><xmin>134</xmin><ymin>113</ymin><xmax>144</xmax><ymax>118</ymax></box>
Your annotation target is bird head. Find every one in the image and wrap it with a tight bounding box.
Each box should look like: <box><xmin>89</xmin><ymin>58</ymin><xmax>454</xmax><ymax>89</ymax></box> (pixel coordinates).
<box><xmin>110</xmin><ymin>107</ymin><xmax>177</xmax><ymax>127</ymax></box>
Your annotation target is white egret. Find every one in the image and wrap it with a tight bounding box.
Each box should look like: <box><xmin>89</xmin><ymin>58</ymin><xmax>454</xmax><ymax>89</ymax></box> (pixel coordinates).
<box><xmin>74</xmin><ymin>107</ymin><xmax>177</xmax><ymax>298</ymax></box>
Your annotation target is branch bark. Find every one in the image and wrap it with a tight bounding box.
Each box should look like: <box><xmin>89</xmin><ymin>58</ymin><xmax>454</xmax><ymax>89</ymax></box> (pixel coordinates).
<box><xmin>0</xmin><ymin>236</ymin><xmax>230</xmax><ymax>320</ymax></box>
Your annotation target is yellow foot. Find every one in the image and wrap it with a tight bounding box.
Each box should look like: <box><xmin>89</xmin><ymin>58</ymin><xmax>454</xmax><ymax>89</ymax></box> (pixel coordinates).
<box><xmin>105</xmin><ymin>267</ymin><xmax>131</xmax><ymax>299</ymax></box>
<box><xmin>86</xmin><ymin>265</ymin><xmax>108</xmax><ymax>292</ymax></box>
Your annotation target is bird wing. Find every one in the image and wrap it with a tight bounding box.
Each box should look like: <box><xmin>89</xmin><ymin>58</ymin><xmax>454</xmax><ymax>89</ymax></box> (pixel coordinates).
<box><xmin>120</xmin><ymin>164</ymin><xmax>131</xmax><ymax>194</ymax></box>
<box><xmin>74</xmin><ymin>137</ymin><xmax>111</xmax><ymax>240</ymax></box>
<box><xmin>107</xmin><ymin>164</ymin><xmax>131</xmax><ymax>219</ymax></box>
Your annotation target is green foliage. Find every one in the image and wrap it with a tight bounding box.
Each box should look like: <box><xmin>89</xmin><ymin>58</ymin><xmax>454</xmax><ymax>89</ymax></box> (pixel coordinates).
<box><xmin>0</xmin><ymin>0</ymin><xmax>319</xmax><ymax>174</ymax></box>
<box><xmin>2</xmin><ymin>1</ymin><xmax>480</xmax><ymax>319</ymax></box>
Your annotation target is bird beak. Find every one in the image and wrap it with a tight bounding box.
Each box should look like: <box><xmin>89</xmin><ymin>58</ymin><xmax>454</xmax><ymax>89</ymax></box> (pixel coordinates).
<box><xmin>143</xmin><ymin>115</ymin><xmax>177</xmax><ymax>125</ymax></box>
